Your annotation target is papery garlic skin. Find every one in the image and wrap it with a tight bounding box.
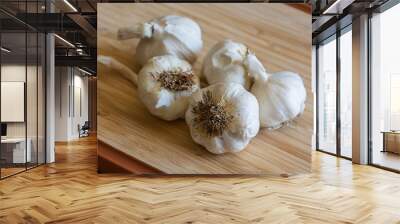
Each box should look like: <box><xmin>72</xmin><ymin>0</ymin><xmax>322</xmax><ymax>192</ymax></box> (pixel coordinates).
<box><xmin>202</xmin><ymin>40</ymin><xmax>266</xmax><ymax>90</ymax></box>
<box><xmin>138</xmin><ymin>55</ymin><xmax>200</xmax><ymax>121</ymax></box>
<box><xmin>251</xmin><ymin>71</ymin><xmax>306</xmax><ymax>129</ymax></box>
<box><xmin>185</xmin><ymin>83</ymin><xmax>260</xmax><ymax>154</ymax></box>
<box><xmin>119</xmin><ymin>15</ymin><xmax>203</xmax><ymax>67</ymax></box>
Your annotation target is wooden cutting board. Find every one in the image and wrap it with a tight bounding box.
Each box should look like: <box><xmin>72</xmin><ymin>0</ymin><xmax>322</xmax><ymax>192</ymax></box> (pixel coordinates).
<box><xmin>97</xmin><ymin>3</ymin><xmax>312</xmax><ymax>175</ymax></box>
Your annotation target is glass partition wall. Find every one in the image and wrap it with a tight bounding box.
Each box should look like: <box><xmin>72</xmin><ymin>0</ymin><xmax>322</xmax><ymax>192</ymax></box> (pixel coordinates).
<box><xmin>370</xmin><ymin>3</ymin><xmax>400</xmax><ymax>172</ymax></box>
<box><xmin>316</xmin><ymin>26</ymin><xmax>352</xmax><ymax>159</ymax></box>
<box><xmin>0</xmin><ymin>4</ymin><xmax>46</xmax><ymax>179</ymax></box>
<box><xmin>317</xmin><ymin>35</ymin><xmax>337</xmax><ymax>155</ymax></box>
<box><xmin>339</xmin><ymin>28</ymin><xmax>352</xmax><ymax>159</ymax></box>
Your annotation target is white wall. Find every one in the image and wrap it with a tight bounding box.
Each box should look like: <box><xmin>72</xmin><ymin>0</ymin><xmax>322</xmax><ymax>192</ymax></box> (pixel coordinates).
<box><xmin>1</xmin><ymin>65</ymin><xmax>35</xmax><ymax>138</ymax></box>
<box><xmin>1</xmin><ymin>66</ymin><xmax>26</xmax><ymax>138</ymax></box>
<box><xmin>46</xmin><ymin>32</ymin><xmax>56</xmax><ymax>163</ymax></box>
<box><xmin>54</xmin><ymin>67</ymin><xmax>89</xmax><ymax>141</ymax></box>
<box><xmin>1</xmin><ymin>64</ymin><xmax>47</xmax><ymax>164</ymax></box>
<box><xmin>72</xmin><ymin>73</ymin><xmax>89</xmax><ymax>137</ymax></box>
<box><xmin>55</xmin><ymin>66</ymin><xmax>70</xmax><ymax>141</ymax></box>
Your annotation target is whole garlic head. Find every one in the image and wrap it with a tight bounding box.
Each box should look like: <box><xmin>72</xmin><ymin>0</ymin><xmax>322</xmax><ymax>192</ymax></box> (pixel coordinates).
<box><xmin>118</xmin><ymin>15</ymin><xmax>203</xmax><ymax>67</ymax></box>
<box><xmin>251</xmin><ymin>71</ymin><xmax>306</xmax><ymax>129</ymax></box>
<box><xmin>138</xmin><ymin>55</ymin><xmax>200</xmax><ymax>121</ymax></box>
<box><xmin>202</xmin><ymin>40</ymin><xmax>266</xmax><ymax>90</ymax></box>
<box><xmin>185</xmin><ymin>83</ymin><xmax>260</xmax><ymax>154</ymax></box>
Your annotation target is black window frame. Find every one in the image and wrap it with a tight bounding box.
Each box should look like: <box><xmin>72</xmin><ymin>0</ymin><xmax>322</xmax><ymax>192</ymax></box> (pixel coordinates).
<box><xmin>315</xmin><ymin>24</ymin><xmax>353</xmax><ymax>161</ymax></box>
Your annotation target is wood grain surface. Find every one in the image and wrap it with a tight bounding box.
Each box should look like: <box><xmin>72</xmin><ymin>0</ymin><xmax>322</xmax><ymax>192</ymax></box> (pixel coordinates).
<box><xmin>2</xmin><ymin>136</ymin><xmax>400</xmax><ymax>223</ymax></box>
<box><xmin>97</xmin><ymin>3</ymin><xmax>312</xmax><ymax>175</ymax></box>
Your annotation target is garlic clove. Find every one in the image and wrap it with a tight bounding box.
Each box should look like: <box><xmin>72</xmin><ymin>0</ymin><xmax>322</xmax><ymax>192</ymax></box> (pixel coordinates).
<box><xmin>185</xmin><ymin>82</ymin><xmax>260</xmax><ymax>154</ymax></box>
<box><xmin>155</xmin><ymin>89</ymin><xmax>175</xmax><ymax>108</ymax></box>
<box><xmin>138</xmin><ymin>55</ymin><xmax>200</xmax><ymax>121</ymax></box>
<box><xmin>243</xmin><ymin>52</ymin><xmax>269</xmax><ymax>81</ymax></box>
<box><xmin>202</xmin><ymin>39</ymin><xmax>269</xmax><ymax>91</ymax></box>
<box><xmin>118</xmin><ymin>15</ymin><xmax>203</xmax><ymax>67</ymax></box>
<box><xmin>251</xmin><ymin>71</ymin><xmax>306</xmax><ymax>129</ymax></box>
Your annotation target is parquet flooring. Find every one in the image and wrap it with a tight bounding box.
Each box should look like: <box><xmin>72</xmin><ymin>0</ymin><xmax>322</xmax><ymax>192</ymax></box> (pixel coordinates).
<box><xmin>1</xmin><ymin>135</ymin><xmax>400</xmax><ymax>223</ymax></box>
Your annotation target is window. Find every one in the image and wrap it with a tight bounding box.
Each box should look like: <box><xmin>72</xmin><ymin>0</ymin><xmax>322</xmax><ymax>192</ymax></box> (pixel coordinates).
<box><xmin>316</xmin><ymin>26</ymin><xmax>353</xmax><ymax>159</ymax></box>
<box><xmin>340</xmin><ymin>28</ymin><xmax>352</xmax><ymax>158</ymax></box>
<box><xmin>317</xmin><ymin>36</ymin><xmax>337</xmax><ymax>155</ymax></box>
<box><xmin>370</xmin><ymin>3</ymin><xmax>400</xmax><ymax>171</ymax></box>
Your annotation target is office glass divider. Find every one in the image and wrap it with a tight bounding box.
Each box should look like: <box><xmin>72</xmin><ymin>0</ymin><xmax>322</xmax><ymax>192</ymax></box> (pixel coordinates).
<box><xmin>367</xmin><ymin>10</ymin><xmax>373</xmax><ymax>166</ymax></box>
<box><xmin>367</xmin><ymin>1</ymin><xmax>400</xmax><ymax>173</ymax></box>
<box><xmin>336</xmin><ymin>29</ymin><xmax>341</xmax><ymax>157</ymax></box>
<box><xmin>0</xmin><ymin>1</ymin><xmax>47</xmax><ymax>179</ymax></box>
<box><xmin>316</xmin><ymin>24</ymin><xmax>353</xmax><ymax>161</ymax></box>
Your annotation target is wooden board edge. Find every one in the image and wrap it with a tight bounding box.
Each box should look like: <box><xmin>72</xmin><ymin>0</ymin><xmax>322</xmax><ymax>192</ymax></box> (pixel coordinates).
<box><xmin>97</xmin><ymin>140</ymin><xmax>164</xmax><ymax>174</ymax></box>
<box><xmin>97</xmin><ymin>140</ymin><xmax>301</xmax><ymax>177</ymax></box>
<box><xmin>288</xmin><ymin>3</ymin><xmax>312</xmax><ymax>14</ymax></box>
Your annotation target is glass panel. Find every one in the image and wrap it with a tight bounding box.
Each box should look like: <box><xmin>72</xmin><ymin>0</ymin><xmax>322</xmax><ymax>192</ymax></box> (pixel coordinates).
<box><xmin>1</xmin><ymin>31</ymin><xmax>27</xmax><ymax>177</ymax></box>
<box><xmin>371</xmin><ymin>4</ymin><xmax>400</xmax><ymax>171</ymax></box>
<box><xmin>0</xmin><ymin>1</ymin><xmax>46</xmax><ymax>179</ymax></box>
<box><xmin>340</xmin><ymin>28</ymin><xmax>352</xmax><ymax>158</ymax></box>
<box><xmin>318</xmin><ymin>36</ymin><xmax>337</xmax><ymax>154</ymax></box>
<box><xmin>38</xmin><ymin>33</ymin><xmax>45</xmax><ymax>165</ymax></box>
<box><xmin>27</xmin><ymin>31</ymin><xmax>38</xmax><ymax>169</ymax></box>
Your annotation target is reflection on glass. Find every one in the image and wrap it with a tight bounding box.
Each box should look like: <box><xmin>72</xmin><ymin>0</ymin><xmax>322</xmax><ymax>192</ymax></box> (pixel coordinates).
<box><xmin>0</xmin><ymin>2</ymin><xmax>46</xmax><ymax>179</ymax></box>
<box><xmin>340</xmin><ymin>29</ymin><xmax>352</xmax><ymax>158</ymax></box>
<box><xmin>38</xmin><ymin>33</ymin><xmax>46</xmax><ymax>165</ymax></box>
<box><xmin>371</xmin><ymin>4</ymin><xmax>400</xmax><ymax>171</ymax></box>
<box><xmin>1</xmin><ymin>32</ymin><xmax>27</xmax><ymax>177</ymax></box>
<box><xmin>318</xmin><ymin>37</ymin><xmax>337</xmax><ymax>154</ymax></box>
<box><xmin>27</xmin><ymin>31</ymin><xmax>38</xmax><ymax>169</ymax></box>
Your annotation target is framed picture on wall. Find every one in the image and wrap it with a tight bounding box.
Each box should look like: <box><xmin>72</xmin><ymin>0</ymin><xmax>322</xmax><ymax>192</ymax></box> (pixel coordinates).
<box><xmin>1</xmin><ymin>81</ymin><xmax>25</xmax><ymax>122</ymax></box>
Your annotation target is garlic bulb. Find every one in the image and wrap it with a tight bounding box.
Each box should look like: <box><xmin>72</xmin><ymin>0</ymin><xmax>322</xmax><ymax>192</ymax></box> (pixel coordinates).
<box><xmin>138</xmin><ymin>55</ymin><xmax>200</xmax><ymax>121</ymax></box>
<box><xmin>118</xmin><ymin>15</ymin><xmax>203</xmax><ymax>67</ymax></box>
<box><xmin>202</xmin><ymin>40</ymin><xmax>266</xmax><ymax>90</ymax></box>
<box><xmin>185</xmin><ymin>83</ymin><xmax>260</xmax><ymax>154</ymax></box>
<box><xmin>251</xmin><ymin>71</ymin><xmax>306</xmax><ymax>129</ymax></box>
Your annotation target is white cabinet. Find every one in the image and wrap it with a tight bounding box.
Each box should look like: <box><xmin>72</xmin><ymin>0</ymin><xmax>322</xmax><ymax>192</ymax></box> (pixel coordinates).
<box><xmin>1</xmin><ymin>138</ymin><xmax>32</xmax><ymax>163</ymax></box>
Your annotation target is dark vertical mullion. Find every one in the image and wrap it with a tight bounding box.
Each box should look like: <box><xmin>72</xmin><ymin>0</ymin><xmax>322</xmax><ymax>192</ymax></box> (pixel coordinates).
<box><xmin>72</xmin><ymin>68</ymin><xmax>75</xmax><ymax>118</ymax></box>
<box><xmin>0</xmin><ymin>28</ymin><xmax>2</xmax><ymax>179</ymax></box>
<box><xmin>44</xmin><ymin>31</ymin><xmax>47</xmax><ymax>164</ymax></box>
<box><xmin>59</xmin><ymin>68</ymin><xmax>61</xmax><ymax>117</ymax></box>
<box><xmin>336</xmin><ymin>29</ymin><xmax>341</xmax><ymax>157</ymax></box>
<box><xmin>36</xmin><ymin>0</ymin><xmax>39</xmax><ymax>168</ymax></box>
<box><xmin>367</xmin><ymin>11</ymin><xmax>373</xmax><ymax>165</ymax></box>
<box><xmin>44</xmin><ymin>0</ymin><xmax>48</xmax><ymax>165</ymax></box>
<box><xmin>25</xmin><ymin>0</ymin><xmax>28</xmax><ymax>171</ymax></box>
<box><xmin>316</xmin><ymin>44</ymin><xmax>320</xmax><ymax>150</ymax></box>
<box><xmin>68</xmin><ymin>69</ymin><xmax>71</xmax><ymax>118</ymax></box>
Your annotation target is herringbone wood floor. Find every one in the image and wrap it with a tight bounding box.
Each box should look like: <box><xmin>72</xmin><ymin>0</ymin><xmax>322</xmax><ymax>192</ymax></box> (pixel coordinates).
<box><xmin>1</xmin><ymin>135</ymin><xmax>400</xmax><ymax>223</ymax></box>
